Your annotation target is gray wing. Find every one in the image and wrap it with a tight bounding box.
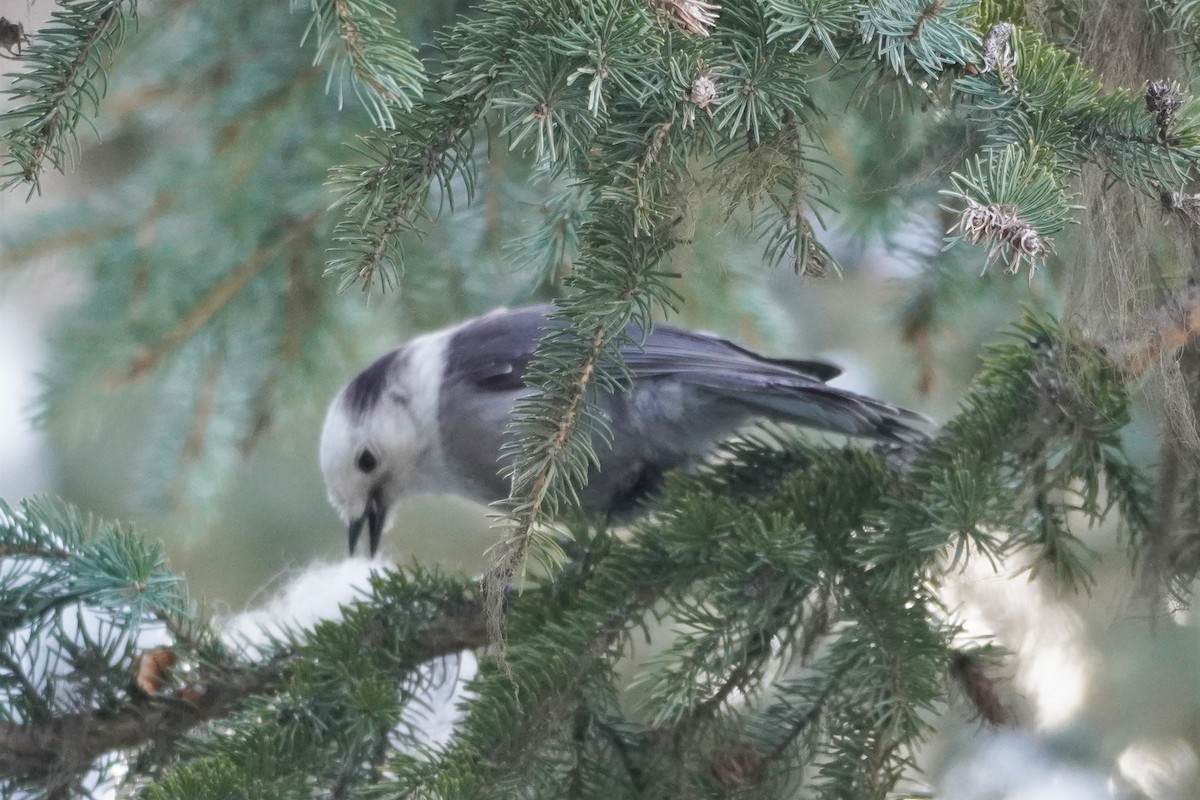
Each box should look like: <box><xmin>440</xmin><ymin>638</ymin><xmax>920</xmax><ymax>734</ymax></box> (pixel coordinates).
<box><xmin>619</xmin><ymin>325</ymin><xmax>843</xmax><ymax>383</ymax></box>
<box><xmin>437</xmin><ymin>306</ymin><xmax>921</xmax><ymax>511</ymax></box>
<box><xmin>436</xmin><ymin>307</ymin><xmax>554</xmax><ymax>499</ymax></box>
<box><xmin>440</xmin><ymin>304</ymin><xmax>920</xmax><ymax>442</ymax></box>
<box><xmin>621</xmin><ymin>325</ymin><xmax>923</xmax><ymax>440</ymax></box>
<box><xmin>440</xmin><ymin>305</ymin><xmax>554</xmax><ymax>392</ymax></box>
<box><xmin>438</xmin><ymin>304</ymin><xmax>842</xmax><ymax>388</ymax></box>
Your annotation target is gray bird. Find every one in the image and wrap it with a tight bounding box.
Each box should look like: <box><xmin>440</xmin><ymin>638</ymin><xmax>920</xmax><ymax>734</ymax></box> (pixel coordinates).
<box><xmin>320</xmin><ymin>305</ymin><xmax>923</xmax><ymax>556</ymax></box>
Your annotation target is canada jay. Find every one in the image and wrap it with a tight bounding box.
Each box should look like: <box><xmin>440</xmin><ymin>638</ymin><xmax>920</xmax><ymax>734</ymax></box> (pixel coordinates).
<box><xmin>320</xmin><ymin>305</ymin><xmax>923</xmax><ymax>556</ymax></box>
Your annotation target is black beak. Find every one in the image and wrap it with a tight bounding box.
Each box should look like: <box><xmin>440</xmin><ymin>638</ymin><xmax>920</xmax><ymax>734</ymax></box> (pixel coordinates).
<box><xmin>347</xmin><ymin>488</ymin><xmax>387</xmax><ymax>557</ymax></box>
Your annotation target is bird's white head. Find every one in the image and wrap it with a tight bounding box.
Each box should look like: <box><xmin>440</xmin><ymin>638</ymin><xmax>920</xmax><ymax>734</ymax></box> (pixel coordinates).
<box><xmin>319</xmin><ymin>345</ymin><xmax>440</xmax><ymax>556</ymax></box>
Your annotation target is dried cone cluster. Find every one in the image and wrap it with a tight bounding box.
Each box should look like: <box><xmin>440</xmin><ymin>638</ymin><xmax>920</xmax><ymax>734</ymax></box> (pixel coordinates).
<box><xmin>981</xmin><ymin>21</ymin><xmax>1016</xmax><ymax>85</ymax></box>
<box><xmin>658</xmin><ymin>0</ymin><xmax>720</xmax><ymax>37</ymax></box>
<box><xmin>952</xmin><ymin>198</ymin><xmax>1052</xmax><ymax>281</ymax></box>
<box><xmin>706</xmin><ymin>745</ymin><xmax>765</xmax><ymax>789</ymax></box>
<box><xmin>0</xmin><ymin>17</ymin><xmax>29</xmax><ymax>57</ymax></box>
<box><xmin>1152</xmin><ymin>181</ymin><xmax>1200</xmax><ymax>225</ymax></box>
<box><xmin>689</xmin><ymin>69</ymin><xmax>717</xmax><ymax>109</ymax></box>
<box><xmin>1145</xmin><ymin>80</ymin><xmax>1184</xmax><ymax>142</ymax></box>
<box><xmin>134</xmin><ymin>648</ymin><xmax>177</xmax><ymax>695</ymax></box>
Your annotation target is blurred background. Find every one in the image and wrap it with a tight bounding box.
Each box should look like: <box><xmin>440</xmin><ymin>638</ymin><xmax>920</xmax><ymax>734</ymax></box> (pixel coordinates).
<box><xmin>0</xmin><ymin>1</ymin><xmax>1194</xmax><ymax>797</ymax></box>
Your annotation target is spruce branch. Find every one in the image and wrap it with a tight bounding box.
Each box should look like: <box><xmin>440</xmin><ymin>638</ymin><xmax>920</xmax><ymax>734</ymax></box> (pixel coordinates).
<box><xmin>106</xmin><ymin>212</ymin><xmax>322</xmax><ymax>386</ymax></box>
<box><xmin>326</xmin><ymin>95</ymin><xmax>480</xmax><ymax>292</ymax></box>
<box><xmin>0</xmin><ymin>521</ymin><xmax>488</xmax><ymax>791</ymax></box>
<box><xmin>488</xmin><ymin>195</ymin><xmax>684</xmax><ymax>641</ymax></box>
<box><xmin>942</xmin><ymin>145</ymin><xmax>1075</xmax><ymax>281</ymax></box>
<box><xmin>506</xmin><ymin>178</ymin><xmax>590</xmax><ymax>286</ymax></box>
<box><xmin>656</xmin><ymin>0</ymin><xmax>720</xmax><ymax>38</ymax></box>
<box><xmin>0</xmin><ymin>498</ymin><xmax>188</xmax><ymax>791</ymax></box>
<box><xmin>759</xmin><ymin>675</ymin><xmax>837</xmax><ymax>766</ymax></box>
<box><xmin>713</xmin><ymin>113</ymin><xmax>842</xmax><ymax>276</ymax></box>
<box><xmin>5</xmin><ymin>0</ymin><xmax>1192</xmax><ymax>794</ymax></box>
<box><xmin>436</xmin><ymin>445</ymin><xmax>946</xmax><ymax>796</ymax></box>
<box><xmin>552</xmin><ymin>5</ymin><xmax>661</xmax><ymax>120</ymax></box>
<box><xmin>1</xmin><ymin>219</ymin><xmax>137</xmax><ymax>270</ymax></box>
<box><xmin>325</xmin><ymin>0</ymin><xmax>560</xmax><ymax>293</ymax></box>
<box><xmin>859</xmin><ymin>0</ymin><xmax>978</xmax><ymax>80</ymax></box>
<box><xmin>765</xmin><ymin>0</ymin><xmax>856</xmax><ymax>60</ymax></box>
<box><xmin>711</xmin><ymin>7</ymin><xmax>816</xmax><ymax>145</ymax></box>
<box><xmin>0</xmin><ymin>1</ymin><xmax>137</xmax><ymax>193</ymax></box>
<box><xmin>1150</xmin><ymin>0</ymin><xmax>1200</xmax><ymax>61</ymax></box>
<box><xmin>485</xmin><ymin>320</ymin><xmax>624</xmax><ymax>646</ymax></box>
<box><xmin>141</xmin><ymin>570</ymin><xmax>489</xmax><ymax>798</ymax></box>
<box><xmin>9</xmin><ymin>305</ymin><xmax>1154</xmax><ymax>797</ymax></box>
<box><xmin>295</xmin><ymin>0</ymin><xmax>424</xmax><ymax>129</ymax></box>
<box><xmin>881</xmin><ymin>312</ymin><xmax>1138</xmax><ymax>587</ymax></box>
<box><xmin>0</xmin><ymin>661</ymin><xmax>279</xmax><ymax>791</ymax></box>
<box><xmin>955</xmin><ymin>26</ymin><xmax>1200</xmax><ymax>194</ymax></box>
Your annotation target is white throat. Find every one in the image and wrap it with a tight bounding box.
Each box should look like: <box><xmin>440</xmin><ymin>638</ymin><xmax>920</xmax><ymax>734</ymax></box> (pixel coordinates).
<box><xmin>393</xmin><ymin>326</ymin><xmax>453</xmax><ymax>493</ymax></box>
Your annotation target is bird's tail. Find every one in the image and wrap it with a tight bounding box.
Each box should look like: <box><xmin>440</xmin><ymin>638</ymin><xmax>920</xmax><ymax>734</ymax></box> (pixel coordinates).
<box><xmin>714</xmin><ymin>383</ymin><xmax>928</xmax><ymax>442</ymax></box>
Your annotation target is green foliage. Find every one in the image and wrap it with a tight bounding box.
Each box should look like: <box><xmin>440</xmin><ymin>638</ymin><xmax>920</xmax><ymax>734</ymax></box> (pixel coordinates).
<box><xmin>0</xmin><ymin>0</ymin><xmax>137</xmax><ymax>193</ymax></box>
<box><xmin>325</xmin><ymin>95</ymin><xmax>481</xmax><ymax>292</ymax></box>
<box><xmin>9</xmin><ymin>301</ymin><xmax>1148</xmax><ymax>800</ymax></box>
<box><xmin>0</xmin><ymin>497</ymin><xmax>186</xmax><ymax>731</ymax></box>
<box><xmin>942</xmin><ymin>143</ymin><xmax>1077</xmax><ymax>276</ymax></box>
<box><xmin>0</xmin><ymin>308</ymin><xmax>1154</xmax><ymax>796</ymax></box>
<box><xmin>886</xmin><ymin>314</ymin><xmax>1147</xmax><ymax>588</ymax></box>
<box><xmin>6</xmin><ymin>0</ymin><xmax>1195</xmax><ymax>522</ymax></box>
<box><xmin>950</xmin><ymin>24</ymin><xmax>1200</xmax><ymax>193</ymax></box>
<box><xmin>943</xmin><ymin>23</ymin><xmax>1200</xmax><ymax>269</ymax></box>
<box><xmin>1</xmin><ymin>0</ymin><xmax>1197</xmax><ymax>797</ymax></box>
<box><xmin>859</xmin><ymin>0</ymin><xmax>979</xmax><ymax>80</ymax></box>
<box><xmin>295</xmin><ymin>0</ymin><xmax>425</xmax><ymax>128</ymax></box>
<box><xmin>6</xmin><ymin>4</ymin><xmax>375</xmax><ymax>522</ymax></box>
<box><xmin>1153</xmin><ymin>0</ymin><xmax>1200</xmax><ymax>59</ymax></box>
<box><xmin>766</xmin><ymin>0</ymin><xmax>857</xmax><ymax>60</ymax></box>
<box><xmin>140</xmin><ymin>566</ymin><xmax>479</xmax><ymax>800</ymax></box>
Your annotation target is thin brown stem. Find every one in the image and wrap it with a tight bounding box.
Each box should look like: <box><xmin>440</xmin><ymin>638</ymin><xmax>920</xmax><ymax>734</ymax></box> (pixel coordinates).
<box><xmin>484</xmin><ymin>326</ymin><xmax>609</xmax><ymax>644</ymax></box>
<box><xmin>0</xmin><ymin>543</ymin><xmax>72</xmax><ymax>559</ymax></box>
<box><xmin>1115</xmin><ymin>283</ymin><xmax>1200</xmax><ymax>376</ymax></box>
<box><xmin>107</xmin><ymin>212</ymin><xmax>321</xmax><ymax>386</ymax></box>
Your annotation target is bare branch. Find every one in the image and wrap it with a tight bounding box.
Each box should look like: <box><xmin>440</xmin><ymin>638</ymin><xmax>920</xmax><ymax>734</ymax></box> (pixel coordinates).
<box><xmin>1112</xmin><ymin>283</ymin><xmax>1200</xmax><ymax>376</ymax></box>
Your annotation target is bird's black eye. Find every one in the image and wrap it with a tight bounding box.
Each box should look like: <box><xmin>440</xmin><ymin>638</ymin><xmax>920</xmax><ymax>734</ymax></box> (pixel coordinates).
<box><xmin>356</xmin><ymin>450</ymin><xmax>378</xmax><ymax>473</ymax></box>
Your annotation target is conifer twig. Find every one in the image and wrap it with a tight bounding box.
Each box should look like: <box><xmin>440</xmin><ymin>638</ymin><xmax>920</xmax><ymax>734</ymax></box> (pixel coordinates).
<box><xmin>1</xmin><ymin>1</ymin><xmax>132</xmax><ymax>191</ymax></box>
<box><xmin>0</xmin><ymin>587</ymin><xmax>487</xmax><ymax>787</ymax></box>
<box><xmin>484</xmin><ymin>324</ymin><xmax>609</xmax><ymax>644</ymax></box>
<box><xmin>239</xmin><ymin>251</ymin><xmax>321</xmax><ymax>455</ymax></box>
<box><xmin>106</xmin><ymin>212</ymin><xmax>321</xmax><ymax>385</ymax></box>
<box><xmin>1</xmin><ymin>223</ymin><xmax>128</xmax><ymax>269</ymax></box>
<box><xmin>0</xmin><ymin>661</ymin><xmax>279</xmax><ymax>790</ymax></box>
